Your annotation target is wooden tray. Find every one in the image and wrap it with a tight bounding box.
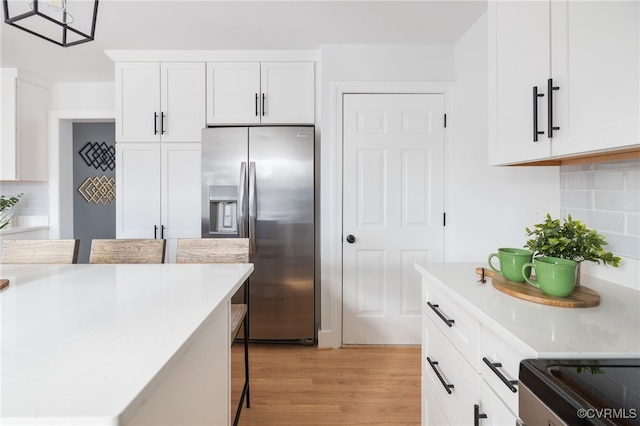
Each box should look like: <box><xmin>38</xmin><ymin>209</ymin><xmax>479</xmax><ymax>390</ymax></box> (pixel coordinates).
<box><xmin>0</xmin><ymin>279</ymin><xmax>9</xmax><ymax>291</ymax></box>
<box><xmin>475</xmin><ymin>267</ymin><xmax>600</xmax><ymax>308</ymax></box>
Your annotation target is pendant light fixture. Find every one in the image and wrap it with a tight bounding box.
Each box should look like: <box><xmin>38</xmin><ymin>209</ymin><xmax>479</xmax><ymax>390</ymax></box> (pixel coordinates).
<box><xmin>3</xmin><ymin>0</ymin><xmax>99</xmax><ymax>47</ymax></box>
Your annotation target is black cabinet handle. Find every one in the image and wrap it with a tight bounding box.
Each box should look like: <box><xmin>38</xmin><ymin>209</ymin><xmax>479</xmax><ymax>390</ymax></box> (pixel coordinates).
<box><xmin>346</xmin><ymin>235</ymin><xmax>356</xmax><ymax>244</ymax></box>
<box><xmin>261</xmin><ymin>93</ymin><xmax>265</xmax><ymax>116</ymax></box>
<box><xmin>154</xmin><ymin>225</ymin><xmax>158</xmax><ymax>239</ymax></box>
<box><xmin>161</xmin><ymin>112</ymin><xmax>166</xmax><ymax>135</ymax></box>
<box><xmin>161</xmin><ymin>225</ymin><xmax>165</xmax><ymax>239</ymax></box>
<box><xmin>547</xmin><ymin>78</ymin><xmax>560</xmax><ymax>138</ymax></box>
<box><xmin>154</xmin><ymin>112</ymin><xmax>158</xmax><ymax>135</ymax></box>
<box><xmin>255</xmin><ymin>93</ymin><xmax>259</xmax><ymax>116</ymax></box>
<box><xmin>427</xmin><ymin>301</ymin><xmax>455</xmax><ymax>327</ymax></box>
<box><xmin>482</xmin><ymin>357</ymin><xmax>518</xmax><ymax>393</ymax></box>
<box><xmin>427</xmin><ymin>357</ymin><xmax>454</xmax><ymax>394</ymax></box>
<box><xmin>474</xmin><ymin>404</ymin><xmax>487</xmax><ymax>426</ymax></box>
<box><xmin>532</xmin><ymin>86</ymin><xmax>545</xmax><ymax>142</ymax></box>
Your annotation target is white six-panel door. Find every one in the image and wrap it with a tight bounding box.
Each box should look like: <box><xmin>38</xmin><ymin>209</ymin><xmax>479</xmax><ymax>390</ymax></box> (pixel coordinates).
<box><xmin>342</xmin><ymin>93</ymin><xmax>445</xmax><ymax>345</ymax></box>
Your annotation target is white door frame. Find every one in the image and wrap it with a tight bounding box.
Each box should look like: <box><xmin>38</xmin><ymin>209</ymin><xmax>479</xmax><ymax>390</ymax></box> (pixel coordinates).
<box><xmin>48</xmin><ymin>110</ymin><xmax>115</xmax><ymax>239</ymax></box>
<box><xmin>318</xmin><ymin>81</ymin><xmax>453</xmax><ymax>349</ymax></box>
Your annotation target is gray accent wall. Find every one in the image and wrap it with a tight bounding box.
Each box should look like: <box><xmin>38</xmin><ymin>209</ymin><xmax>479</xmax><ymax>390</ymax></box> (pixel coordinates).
<box><xmin>73</xmin><ymin>123</ymin><xmax>116</xmax><ymax>263</ymax></box>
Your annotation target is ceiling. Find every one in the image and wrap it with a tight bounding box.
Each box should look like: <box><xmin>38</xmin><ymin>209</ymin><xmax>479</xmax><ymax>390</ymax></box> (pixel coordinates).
<box><xmin>0</xmin><ymin>0</ymin><xmax>487</xmax><ymax>83</ymax></box>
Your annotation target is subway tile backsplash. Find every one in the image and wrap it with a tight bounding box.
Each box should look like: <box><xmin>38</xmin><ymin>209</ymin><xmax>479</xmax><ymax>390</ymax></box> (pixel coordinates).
<box><xmin>0</xmin><ymin>181</ymin><xmax>49</xmax><ymax>219</ymax></box>
<box><xmin>560</xmin><ymin>159</ymin><xmax>640</xmax><ymax>259</ymax></box>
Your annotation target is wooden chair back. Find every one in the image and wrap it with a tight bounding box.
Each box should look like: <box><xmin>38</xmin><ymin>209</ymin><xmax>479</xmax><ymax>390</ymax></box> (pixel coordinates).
<box><xmin>89</xmin><ymin>239</ymin><xmax>166</xmax><ymax>264</ymax></box>
<box><xmin>176</xmin><ymin>238</ymin><xmax>249</xmax><ymax>264</ymax></box>
<box><xmin>0</xmin><ymin>239</ymin><xmax>80</xmax><ymax>264</ymax></box>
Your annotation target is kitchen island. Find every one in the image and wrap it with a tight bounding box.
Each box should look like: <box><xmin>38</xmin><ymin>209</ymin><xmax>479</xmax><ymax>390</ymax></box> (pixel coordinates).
<box><xmin>1</xmin><ymin>263</ymin><xmax>253</xmax><ymax>426</ymax></box>
<box><xmin>417</xmin><ymin>262</ymin><xmax>640</xmax><ymax>425</ymax></box>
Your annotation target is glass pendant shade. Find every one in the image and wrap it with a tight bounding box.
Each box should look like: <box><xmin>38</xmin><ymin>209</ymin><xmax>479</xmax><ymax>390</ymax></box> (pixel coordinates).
<box><xmin>3</xmin><ymin>0</ymin><xmax>98</xmax><ymax>47</ymax></box>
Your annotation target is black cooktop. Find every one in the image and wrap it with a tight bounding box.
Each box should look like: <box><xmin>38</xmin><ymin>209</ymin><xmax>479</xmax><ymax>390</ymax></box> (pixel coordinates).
<box><xmin>520</xmin><ymin>358</ymin><xmax>640</xmax><ymax>426</ymax></box>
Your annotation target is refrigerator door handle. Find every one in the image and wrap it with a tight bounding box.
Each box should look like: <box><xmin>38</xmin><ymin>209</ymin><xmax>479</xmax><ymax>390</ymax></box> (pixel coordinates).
<box><xmin>238</xmin><ymin>162</ymin><xmax>247</xmax><ymax>238</ymax></box>
<box><xmin>248</xmin><ymin>161</ymin><xmax>257</xmax><ymax>254</ymax></box>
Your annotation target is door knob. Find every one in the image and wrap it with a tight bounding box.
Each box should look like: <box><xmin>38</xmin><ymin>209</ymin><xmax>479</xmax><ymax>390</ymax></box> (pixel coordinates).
<box><xmin>346</xmin><ymin>235</ymin><xmax>356</xmax><ymax>244</ymax></box>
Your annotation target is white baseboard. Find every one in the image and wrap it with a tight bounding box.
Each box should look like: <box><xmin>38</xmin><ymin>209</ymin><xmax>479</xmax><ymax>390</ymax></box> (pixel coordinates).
<box><xmin>317</xmin><ymin>329</ymin><xmax>339</xmax><ymax>349</ymax></box>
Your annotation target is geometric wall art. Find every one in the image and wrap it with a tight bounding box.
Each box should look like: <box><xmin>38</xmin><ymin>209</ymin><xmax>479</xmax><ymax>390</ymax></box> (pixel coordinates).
<box><xmin>79</xmin><ymin>141</ymin><xmax>116</xmax><ymax>171</ymax></box>
<box><xmin>78</xmin><ymin>176</ymin><xmax>115</xmax><ymax>205</ymax></box>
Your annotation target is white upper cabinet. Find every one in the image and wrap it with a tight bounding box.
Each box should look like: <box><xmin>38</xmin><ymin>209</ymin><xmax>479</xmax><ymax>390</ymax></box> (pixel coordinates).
<box><xmin>550</xmin><ymin>1</ymin><xmax>639</xmax><ymax>156</ymax></box>
<box><xmin>1</xmin><ymin>69</ymin><xmax>49</xmax><ymax>180</ymax></box>
<box><xmin>488</xmin><ymin>0</ymin><xmax>639</xmax><ymax>165</ymax></box>
<box><xmin>206</xmin><ymin>62</ymin><xmax>261</xmax><ymax>124</ymax></box>
<box><xmin>116</xmin><ymin>62</ymin><xmax>205</xmax><ymax>143</ymax></box>
<box><xmin>260</xmin><ymin>62</ymin><xmax>315</xmax><ymax>124</ymax></box>
<box><xmin>206</xmin><ymin>61</ymin><xmax>314</xmax><ymax>125</ymax></box>
<box><xmin>488</xmin><ymin>1</ymin><xmax>552</xmax><ymax>165</ymax></box>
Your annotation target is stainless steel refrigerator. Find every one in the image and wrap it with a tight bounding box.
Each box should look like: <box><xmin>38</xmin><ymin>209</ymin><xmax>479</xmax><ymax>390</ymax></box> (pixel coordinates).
<box><xmin>201</xmin><ymin>126</ymin><xmax>314</xmax><ymax>343</ymax></box>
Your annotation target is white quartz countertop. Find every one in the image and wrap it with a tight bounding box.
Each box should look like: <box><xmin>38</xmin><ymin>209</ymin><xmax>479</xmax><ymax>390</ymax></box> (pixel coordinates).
<box><xmin>416</xmin><ymin>262</ymin><xmax>640</xmax><ymax>358</ymax></box>
<box><xmin>0</xmin><ymin>263</ymin><xmax>254</xmax><ymax>425</ymax></box>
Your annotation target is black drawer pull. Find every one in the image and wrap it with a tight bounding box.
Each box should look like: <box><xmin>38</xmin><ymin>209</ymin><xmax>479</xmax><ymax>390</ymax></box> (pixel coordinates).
<box><xmin>482</xmin><ymin>357</ymin><xmax>518</xmax><ymax>393</ymax></box>
<box><xmin>427</xmin><ymin>357</ymin><xmax>454</xmax><ymax>394</ymax></box>
<box><xmin>427</xmin><ymin>301</ymin><xmax>455</xmax><ymax>327</ymax></box>
<box><xmin>474</xmin><ymin>404</ymin><xmax>487</xmax><ymax>426</ymax></box>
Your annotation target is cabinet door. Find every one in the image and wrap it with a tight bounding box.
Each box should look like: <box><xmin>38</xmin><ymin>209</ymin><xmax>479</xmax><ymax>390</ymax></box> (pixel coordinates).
<box><xmin>0</xmin><ymin>74</ymin><xmax>17</xmax><ymax>180</ymax></box>
<box><xmin>160</xmin><ymin>63</ymin><xmax>206</xmax><ymax>142</ymax></box>
<box><xmin>115</xmin><ymin>143</ymin><xmax>161</xmax><ymax>238</ymax></box>
<box><xmin>478</xmin><ymin>380</ymin><xmax>520</xmax><ymax>426</ymax></box>
<box><xmin>160</xmin><ymin>143</ymin><xmax>201</xmax><ymax>240</ymax></box>
<box><xmin>551</xmin><ymin>0</ymin><xmax>639</xmax><ymax>156</ymax></box>
<box><xmin>206</xmin><ymin>62</ymin><xmax>260</xmax><ymax>124</ymax></box>
<box><xmin>16</xmin><ymin>79</ymin><xmax>49</xmax><ymax>180</ymax></box>
<box><xmin>116</xmin><ymin>63</ymin><xmax>161</xmax><ymax>143</ymax></box>
<box><xmin>260</xmin><ymin>62</ymin><xmax>314</xmax><ymax>124</ymax></box>
<box><xmin>488</xmin><ymin>1</ymin><xmax>552</xmax><ymax>165</ymax></box>
<box><xmin>1</xmin><ymin>76</ymin><xmax>48</xmax><ymax>181</ymax></box>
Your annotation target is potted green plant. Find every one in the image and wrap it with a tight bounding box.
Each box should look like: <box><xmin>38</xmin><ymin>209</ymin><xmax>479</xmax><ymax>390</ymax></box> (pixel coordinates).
<box><xmin>0</xmin><ymin>193</ymin><xmax>23</xmax><ymax>230</ymax></box>
<box><xmin>524</xmin><ymin>214</ymin><xmax>621</xmax><ymax>286</ymax></box>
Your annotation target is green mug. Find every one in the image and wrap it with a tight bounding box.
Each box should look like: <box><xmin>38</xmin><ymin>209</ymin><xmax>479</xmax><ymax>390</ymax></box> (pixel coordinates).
<box><xmin>488</xmin><ymin>248</ymin><xmax>533</xmax><ymax>283</ymax></box>
<box><xmin>522</xmin><ymin>256</ymin><xmax>578</xmax><ymax>298</ymax></box>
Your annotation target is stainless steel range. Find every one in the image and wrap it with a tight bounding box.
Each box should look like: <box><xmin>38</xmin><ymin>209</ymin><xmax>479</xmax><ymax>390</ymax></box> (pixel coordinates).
<box><xmin>519</xmin><ymin>359</ymin><xmax>640</xmax><ymax>425</ymax></box>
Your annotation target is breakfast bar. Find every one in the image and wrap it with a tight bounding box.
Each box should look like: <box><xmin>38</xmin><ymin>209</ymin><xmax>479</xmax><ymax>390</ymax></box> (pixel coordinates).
<box><xmin>0</xmin><ymin>263</ymin><xmax>253</xmax><ymax>426</ymax></box>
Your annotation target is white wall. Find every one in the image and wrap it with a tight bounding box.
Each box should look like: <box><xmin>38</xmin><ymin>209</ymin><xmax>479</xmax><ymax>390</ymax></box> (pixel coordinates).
<box><xmin>449</xmin><ymin>12</ymin><xmax>559</xmax><ymax>262</ymax></box>
<box><xmin>318</xmin><ymin>45</ymin><xmax>455</xmax><ymax>346</ymax></box>
<box><xmin>50</xmin><ymin>82</ymin><xmax>115</xmax><ymax>111</ymax></box>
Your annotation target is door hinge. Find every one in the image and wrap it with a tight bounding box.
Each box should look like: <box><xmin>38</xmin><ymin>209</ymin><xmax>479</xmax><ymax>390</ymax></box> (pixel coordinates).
<box><xmin>444</xmin><ymin>114</ymin><xmax>447</xmax><ymax>128</ymax></box>
<box><xmin>443</xmin><ymin>212</ymin><xmax>446</xmax><ymax>227</ymax></box>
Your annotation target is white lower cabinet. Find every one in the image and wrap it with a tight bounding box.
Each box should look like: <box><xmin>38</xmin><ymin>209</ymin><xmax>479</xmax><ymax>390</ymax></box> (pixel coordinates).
<box><xmin>424</xmin><ymin>316</ymin><xmax>479</xmax><ymax>425</ymax></box>
<box><xmin>478</xmin><ymin>380</ymin><xmax>519</xmax><ymax>426</ymax></box>
<box><xmin>423</xmin><ymin>376</ymin><xmax>457</xmax><ymax>426</ymax></box>
<box><xmin>423</xmin><ymin>277</ymin><xmax>480</xmax><ymax>370</ymax></box>
<box><xmin>480</xmin><ymin>326</ymin><xmax>534</xmax><ymax>413</ymax></box>
<box><xmin>116</xmin><ymin>143</ymin><xmax>201</xmax><ymax>262</ymax></box>
<box><xmin>421</xmin><ymin>273</ymin><xmax>526</xmax><ymax>425</ymax></box>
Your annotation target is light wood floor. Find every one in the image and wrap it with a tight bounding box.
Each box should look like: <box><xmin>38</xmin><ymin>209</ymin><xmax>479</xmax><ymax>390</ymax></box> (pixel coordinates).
<box><xmin>231</xmin><ymin>343</ymin><xmax>421</xmax><ymax>425</ymax></box>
